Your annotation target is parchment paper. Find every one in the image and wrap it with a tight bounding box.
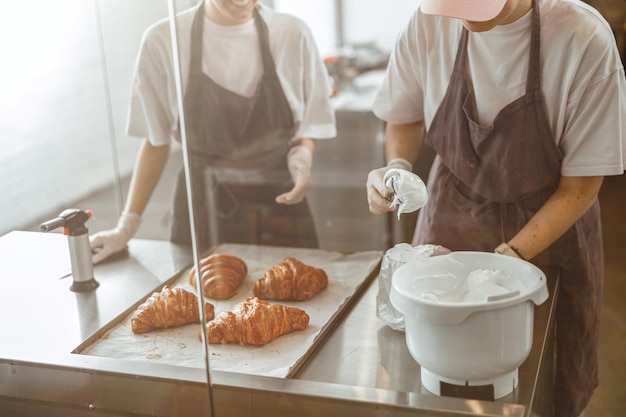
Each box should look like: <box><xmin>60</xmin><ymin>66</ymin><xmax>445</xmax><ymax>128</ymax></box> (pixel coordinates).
<box><xmin>79</xmin><ymin>244</ymin><xmax>382</xmax><ymax>378</ymax></box>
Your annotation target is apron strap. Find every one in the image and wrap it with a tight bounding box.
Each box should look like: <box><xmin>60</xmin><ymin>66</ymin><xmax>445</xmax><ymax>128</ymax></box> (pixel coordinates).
<box><xmin>253</xmin><ymin>7</ymin><xmax>276</xmax><ymax>75</ymax></box>
<box><xmin>526</xmin><ymin>0</ymin><xmax>541</xmax><ymax>93</ymax></box>
<box><xmin>188</xmin><ymin>5</ymin><xmax>275</xmax><ymax>78</ymax></box>
<box><xmin>188</xmin><ymin>1</ymin><xmax>205</xmax><ymax>79</ymax></box>
<box><xmin>453</xmin><ymin>28</ymin><xmax>469</xmax><ymax>72</ymax></box>
<box><xmin>454</xmin><ymin>1</ymin><xmax>540</xmax><ymax>93</ymax></box>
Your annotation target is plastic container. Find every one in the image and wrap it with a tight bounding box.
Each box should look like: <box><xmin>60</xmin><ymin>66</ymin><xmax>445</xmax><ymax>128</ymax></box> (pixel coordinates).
<box><xmin>377</xmin><ymin>243</ymin><xmax>448</xmax><ymax>331</ymax></box>
<box><xmin>390</xmin><ymin>251</ymin><xmax>549</xmax><ymax>399</ymax></box>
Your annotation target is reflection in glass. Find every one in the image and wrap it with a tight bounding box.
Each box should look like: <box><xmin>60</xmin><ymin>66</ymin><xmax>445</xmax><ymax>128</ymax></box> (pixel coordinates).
<box><xmin>122</xmin><ymin>1</ymin><xmax>340</xmax><ymax>414</ymax></box>
<box><xmin>156</xmin><ymin>1</ymin><xmax>337</xmax><ymax>255</ymax></box>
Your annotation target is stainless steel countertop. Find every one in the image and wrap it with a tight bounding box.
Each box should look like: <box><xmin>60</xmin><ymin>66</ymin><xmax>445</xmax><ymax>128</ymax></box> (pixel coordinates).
<box><xmin>0</xmin><ymin>231</ymin><xmax>193</xmax><ymax>362</ymax></box>
<box><xmin>0</xmin><ymin>231</ymin><xmax>557</xmax><ymax>416</ymax></box>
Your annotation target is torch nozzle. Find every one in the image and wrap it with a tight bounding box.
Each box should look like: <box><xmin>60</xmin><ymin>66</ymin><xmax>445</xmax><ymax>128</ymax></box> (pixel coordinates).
<box><xmin>40</xmin><ymin>217</ymin><xmax>65</xmax><ymax>232</ymax></box>
<box><xmin>39</xmin><ymin>209</ymin><xmax>93</xmax><ymax>236</ymax></box>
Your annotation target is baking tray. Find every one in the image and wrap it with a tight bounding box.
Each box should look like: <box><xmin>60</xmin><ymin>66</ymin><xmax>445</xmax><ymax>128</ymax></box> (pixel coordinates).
<box><xmin>74</xmin><ymin>243</ymin><xmax>382</xmax><ymax>378</ymax></box>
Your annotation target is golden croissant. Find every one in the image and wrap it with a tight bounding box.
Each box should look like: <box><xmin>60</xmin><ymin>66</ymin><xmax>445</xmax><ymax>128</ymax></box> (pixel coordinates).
<box><xmin>131</xmin><ymin>285</ymin><xmax>215</xmax><ymax>334</ymax></box>
<box><xmin>202</xmin><ymin>297</ymin><xmax>309</xmax><ymax>346</ymax></box>
<box><xmin>253</xmin><ymin>257</ymin><xmax>328</xmax><ymax>301</ymax></box>
<box><xmin>189</xmin><ymin>253</ymin><xmax>248</xmax><ymax>299</ymax></box>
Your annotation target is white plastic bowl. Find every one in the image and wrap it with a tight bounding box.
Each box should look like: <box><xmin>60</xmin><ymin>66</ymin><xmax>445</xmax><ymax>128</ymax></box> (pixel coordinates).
<box><xmin>390</xmin><ymin>251</ymin><xmax>549</xmax><ymax>398</ymax></box>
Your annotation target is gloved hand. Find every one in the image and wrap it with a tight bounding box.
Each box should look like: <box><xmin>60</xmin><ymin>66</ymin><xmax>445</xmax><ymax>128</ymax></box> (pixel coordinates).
<box><xmin>275</xmin><ymin>145</ymin><xmax>313</xmax><ymax>205</ymax></box>
<box><xmin>90</xmin><ymin>211</ymin><xmax>141</xmax><ymax>264</ymax></box>
<box><xmin>366</xmin><ymin>158</ymin><xmax>413</xmax><ymax>214</ymax></box>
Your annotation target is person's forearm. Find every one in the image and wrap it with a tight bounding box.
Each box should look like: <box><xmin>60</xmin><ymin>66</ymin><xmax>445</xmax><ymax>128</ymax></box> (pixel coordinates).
<box><xmin>507</xmin><ymin>176</ymin><xmax>603</xmax><ymax>260</ymax></box>
<box><xmin>293</xmin><ymin>137</ymin><xmax>315</xmax><ymax>153</ymax></box>
<box><xmin>384</xmin><ymin>121</ymin><xmax>424</xmax><ymax>166</ymax></box>
<box><xmin>124</xmin><ymin>139</ymin><xmax>171</xmax><ymax>216</ymax></box>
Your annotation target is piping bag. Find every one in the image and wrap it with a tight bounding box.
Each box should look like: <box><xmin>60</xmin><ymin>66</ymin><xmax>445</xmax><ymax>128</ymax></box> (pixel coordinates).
<box><xmin>383</xmin><ymin>168</ymin><xmax>428</xmax><ymax>220</ymax></box>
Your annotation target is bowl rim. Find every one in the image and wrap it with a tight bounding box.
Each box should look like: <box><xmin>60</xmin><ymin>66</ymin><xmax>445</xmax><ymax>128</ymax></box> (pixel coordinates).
<box><xmin>390</xmin><ymin>251</ymin><xmax>549</xmax><ymax>317</ymax></box>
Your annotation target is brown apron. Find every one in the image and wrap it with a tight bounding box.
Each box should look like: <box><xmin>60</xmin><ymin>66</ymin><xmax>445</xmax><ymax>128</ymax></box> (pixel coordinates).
<box><xmin>170</xmin><ymin>3</ymin><xmax>318</xmax><ymax>252</ymax></box>
<box><xmin>413</xmin><ymin>1</ymin><xmax>603</xmax><ymax>415</ymax></box>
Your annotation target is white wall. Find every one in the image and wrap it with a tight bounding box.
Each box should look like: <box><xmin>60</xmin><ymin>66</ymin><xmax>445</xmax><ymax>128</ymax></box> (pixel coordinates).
<box><xmin>274</xmin><ymin>0</ymin><xmax>419</xmax><ymax>55</ymax></box>
<box><xmin>0</xmin><ymin>0</ymin><xmax>172</xmax><ymax>235</ymax></box>
<box><xmin>273</xmin><ymin>0</ymin><xmax>338</xmax><ymax>57</ymax></box>
<box><xmin>342</xmin><ymin>0</ymin><xmax>419</xmax><ymax>51</ymax></box>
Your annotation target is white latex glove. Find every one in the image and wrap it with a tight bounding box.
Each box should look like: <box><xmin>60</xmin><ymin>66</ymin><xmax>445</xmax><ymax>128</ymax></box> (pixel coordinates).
<box><xmin>383</xmin><ymin>168</ymin><xmax>428</xmax><ymax>219</ymax></box>
<box><xmin>275</xmin><ymin>145</ymin><xmax>312</xmax><ymax>205</ymax></box>
<box><xmin>366</xmin><ymin>158</ymin><xmax>413</xmax><ymax>214</ymax></box>
<box><xmin>90</xmin><ymin>211</ymin><xmax>141</xmax><ymax>264</ymax></box>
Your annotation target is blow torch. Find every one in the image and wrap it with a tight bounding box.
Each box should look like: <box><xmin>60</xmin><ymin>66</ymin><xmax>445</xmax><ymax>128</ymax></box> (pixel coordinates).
<box><xmin>40</xmin><ymin>208</ymin><xmax>99</xmax><ymax>292</ymax></box>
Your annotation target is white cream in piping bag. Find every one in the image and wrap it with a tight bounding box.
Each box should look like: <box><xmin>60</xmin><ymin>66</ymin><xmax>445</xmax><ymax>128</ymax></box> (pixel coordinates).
<box><xmin>383</xmin><ymin>168</ymin><xmax>428</xmax><ymax>220</ymax></box>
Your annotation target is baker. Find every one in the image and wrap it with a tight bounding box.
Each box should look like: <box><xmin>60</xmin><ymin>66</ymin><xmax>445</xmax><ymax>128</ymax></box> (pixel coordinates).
<box><xmin>90</xmin><ymin>0</ymin><xmax>336</xmax><ymax>260</ymax></box>
<box><xmin>366</xmin><ymin>0</ymin><xmax>625</xmax><ymax>415</ymax></box>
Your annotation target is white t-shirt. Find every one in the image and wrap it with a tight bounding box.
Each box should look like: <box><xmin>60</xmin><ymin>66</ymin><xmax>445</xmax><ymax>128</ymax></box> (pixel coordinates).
<box><xmin>373</xmin><ymin>0</ymin><xmax>626</xmax><ymax>177</ymax></box>
<box><xmin>126</xmin><ymin>3</ymin><xmax>336</xmax><ymax>146</ymax></box>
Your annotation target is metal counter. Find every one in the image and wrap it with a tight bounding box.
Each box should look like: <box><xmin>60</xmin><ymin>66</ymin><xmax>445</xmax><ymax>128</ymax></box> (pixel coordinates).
<box><xmin>0</xmin><ymin>231</ymin><xmax>557</xmax><ymax>416</ymax></box>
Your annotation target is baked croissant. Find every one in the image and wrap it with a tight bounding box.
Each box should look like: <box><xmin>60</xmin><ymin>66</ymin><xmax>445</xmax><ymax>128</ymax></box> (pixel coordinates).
<box><xmin>202</xmin><ymin>297</ymin><xmax>309</xmax><ymax>346</ymax></box>
<box><xmin>131</xmin><ymin>285</ymin><xmax>215</xmax><ymax>334</ymax></box>
<box><xmin>189</xmin><ymin>253</ymin><xmax>248</xmax><ymax>299</ymax></box>
<box><xmin>253</xmin><ymin>257</ymin><xmax>328</xmax><ymax>301</ymax></box>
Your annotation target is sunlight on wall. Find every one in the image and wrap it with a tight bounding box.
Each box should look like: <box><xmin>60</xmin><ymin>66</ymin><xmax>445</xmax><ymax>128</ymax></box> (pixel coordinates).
<box><xmin>273</xmin><ymin>0</ymin><xmax>338</xmax><ymax>57</ymax></box>
<box><xmin>0</xmin><ymin>0</ymin><xmax>165</xmax><ymax>235</ymax></box>
<box><xmin>0</xmin><ymin>1</ymin><xmax>91</xmax><ymax>151</ymax></box>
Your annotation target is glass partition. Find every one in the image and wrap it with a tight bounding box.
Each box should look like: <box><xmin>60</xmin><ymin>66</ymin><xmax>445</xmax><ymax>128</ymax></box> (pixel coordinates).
<box><xmin>169</xmin><ymin>1</ymin><xmax>400</xmax><ymax>415</ymax></box>
<box><xmin>1</xmin><ymin>0</ymin><xmax>412</xmax><ymax>415</ymax></box>
<box><xmin>166</xmin><ymin>1</ymin><xmax>393</xmax><ymax>414</ymax></box>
